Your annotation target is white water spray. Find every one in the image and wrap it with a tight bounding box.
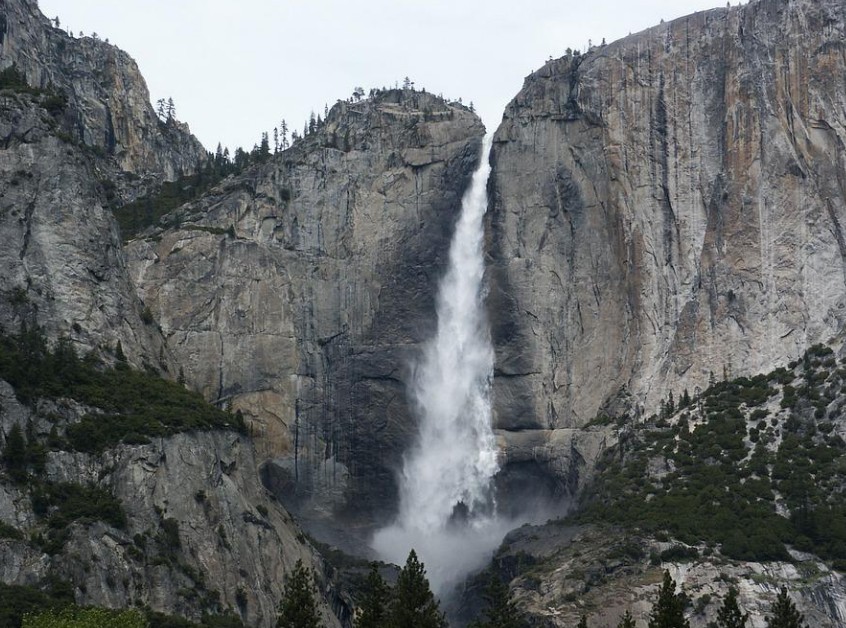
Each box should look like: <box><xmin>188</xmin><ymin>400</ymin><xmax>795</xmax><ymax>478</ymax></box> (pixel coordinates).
<box><xmin>373</xmin><ymin>135</ymin><xmax>511</xmax><ymax>592</ymax></box>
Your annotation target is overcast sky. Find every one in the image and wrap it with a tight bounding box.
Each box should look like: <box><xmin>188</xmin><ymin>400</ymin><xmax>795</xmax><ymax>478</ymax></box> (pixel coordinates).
<box><xmin>39</xmin><ymin>0</ymin><xmax>744</xmax><ymax>152</ymax></box>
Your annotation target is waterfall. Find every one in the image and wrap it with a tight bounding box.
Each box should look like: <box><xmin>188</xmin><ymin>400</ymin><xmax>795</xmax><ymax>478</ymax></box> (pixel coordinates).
<box><xmin>373</xmin><ymin>135</ymin><xmax>509</xmax><ymax>592</ymax></box>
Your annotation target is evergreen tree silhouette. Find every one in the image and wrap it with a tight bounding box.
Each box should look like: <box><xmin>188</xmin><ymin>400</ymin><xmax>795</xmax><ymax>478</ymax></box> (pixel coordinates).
<box><xmin>355</xmin><ymin>563</ymin><xmax>389</xmax><ymax>628</ymax></box>
<box><xmin>390</xmin><ymin>550</ymin><xmax>446</xmax><ymax>628</ymax></box>
<box><xmin>648</xmin><ymin>571</ymin><xmax>690</xmax><ymax>628</ymax></box>
<box><xmin>716</xmin><ymin>588</ymin><xmax>748</xmax><ymax>628</ymax></box>
<box><xmin>276</xmin><ymin>559</ymin><xmax>320</xmax><ymax>628</ymax></box>
<box><xmin>765</xmin><ymin>587</ymin><xmax>807</xmax><ymax>628</ymax></box>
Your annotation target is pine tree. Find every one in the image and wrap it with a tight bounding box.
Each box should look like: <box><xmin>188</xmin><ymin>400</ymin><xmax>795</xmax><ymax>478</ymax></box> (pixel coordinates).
<box><xmin>166</xmin><ymin>97</ymin><xmax>176</xmax><ymax>121</ymax></box>
<box><xmin>470</xmin><ymin>572</ymin><xmax>525</xmax><ymax>628</ymax></box>
<box><xmin>259</xmin><ymin>132</ymin><xmax>270</xmax><ymax>160</ymax></box>
<box><xmin>617</xmin><ymin>610</ymin><xmax>636</xmax><ymax>628</ymax></box>
<box><xmin>390</xmin><ymin>550</ymin><xmax>446</xmax><ymax>628</ymax></box>
<box><xmin>281</xmin><ymin>119</ymin><xmax>289</xmax><ymax>149</ymax></box>
<box><xmin>2</xmin><ymin>423</ymin><xmax>27</xmax><ymax>481</ymax></box>
<box><xmin>277</xmin><ymin>559</ymin><xmax>321</xmax><ymax>628</ymax></box>
<box><xmin>717</xmin><ymin>588</ymin><xmax>748</xmax><ymax>628</ymax></box>
<box><xmin>648</xmin><ymin>571</ymin><xmax>690</xmax><ymax>628</ymax></box>
<box><xmin>355</xmin><ymin>563</ymin><xmax>390</xmax><ymax>628</ymax></box>
<box><xmin>765</xmin><ymin>588</ymin><xmax>807</xmax><ymax>628</ymax></box>
<box><xmin>577</xmin><ymin>616</ymin><xmax>588</xmax><ymax>628</ymax></box>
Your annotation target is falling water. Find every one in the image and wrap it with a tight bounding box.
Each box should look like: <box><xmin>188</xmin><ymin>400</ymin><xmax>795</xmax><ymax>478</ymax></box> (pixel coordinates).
<box><xmin>373</xmin><ymin>135</ymin><xmax>511</xmax><ymax>592</ymax></box>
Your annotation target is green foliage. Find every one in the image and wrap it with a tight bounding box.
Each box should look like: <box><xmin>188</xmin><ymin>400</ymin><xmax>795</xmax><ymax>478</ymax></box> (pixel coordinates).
<box><xmin>580</xmin><ymin>343</ymin><xmax>846</xmax><ymax>563</ymax></box>
<box><xmin>0</xmin><ymin>66</ymin><xmax>31</xmax><ymax>91</ymax></box>
<box><xmin>111</xmin><ymin>173</ymin><xmax>210</xmax><ymax>240</ymax></box>
<box><xmin>0</xmin><ymin>580</ymin><xmax>74</xmax><ymax>628</ymax></box>
<box><xmin>765</xmin><ymin>588</ymin><xmax>807</xmax><ymax>628</ymax></box>
<box><xmin>355</xmin><ymin>563</ymin><xmax>390</xmax><ymax>628</ymax></box>
<box><xmin>470</xmin><ymin>572</ymin><xmax>526</xmax><ymax>628</ymax></box>
<box><xmin>390</xmin><ymin>550</ymin><xmax>446</xmax><ymax>628</ymax></box>
<box><xmin>659</xmin><ymin>546</ymin><xmax>699</xmax><ymax>563</ymax></box>
<box><xmin>2</xmin><ymin>423</ymin><xmax>27</xmax><ymax>481</ymax></box>
<box><xmin>276</xmin><ymin>559</ymin><xmax>320</xmax><ymax>628</ymax></box>
<box><xmin>0</xmin><ymin>519</ymin><xmax>23</xmax><ymax>540</ymax></box>
<box><xmin>617</xmin><ymin>611</ymin><xmax>636</xmax><ymax>628</ymax></box>
<box><xmin>22</xmin><ymin>607</ymin><xmax>147</xmax><ymax>628</ymax></box>
<box><xmin>647</xmin><ymin>571</ymin><xmax>690</xmax><ymax>628</ymax></box>
<box><xmin>143</xmin><ymin>611</ymin><xmax>245</xmax><ymax>628</ymax></box>
<box><xmin>195</xmin><ymin>613</ymin><xmax>246</xmax><ymax>628</ymax></box>
<box><xmin>0</xmin><ymin>327</ymin><xmax>244</xmax><ymax>453</ymax></box>
<box><xmin>31</xmin><ymin>481</ymin><xmax>126</xmax><ymax>538</ymax></box>
<box><xmin>159</xmin><ymin>518</ymin><xmax>182</xmax><ymax>553</ymax></box>
<box><xmin>0</xmin><ymin>581</ymin><xmax>242</xmax><ymax>628</ymax></box>
<box><xmin>0</xmin><ymin>65</ymin><xmax>67</xmax><ymax>114</ymax></box>
<box><xmin>576</xmin><ymin>616</ymin><xmax>588</xmax><ymax>628</ymax></box>
<box><xmin>716</xmin><ymin>588</ymin><xmax>748</xmax><ymax>628</ymax></box>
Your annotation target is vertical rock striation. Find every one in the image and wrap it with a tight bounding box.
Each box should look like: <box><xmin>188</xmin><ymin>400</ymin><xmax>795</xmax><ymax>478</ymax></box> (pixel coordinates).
<box><xmin>489</xmin><ymin>0</ymin><xmax>846</xmax><ymax>432</ymax></box>
<box><xmin>126</xmin><ymin>92</ymin><xmax>485</xmax><ymax>532</ymax></box>
<box><xmin>0</xmin><ymin>0</ymin><xmax>206</xmax><ymax>178</ymax></box>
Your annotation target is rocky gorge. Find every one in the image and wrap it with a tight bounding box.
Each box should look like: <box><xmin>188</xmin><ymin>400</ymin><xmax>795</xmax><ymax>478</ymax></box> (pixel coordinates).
<box><xmin>1</xmin><ymin>0</ymin><xmax>846</xmax><ymax>625</ymax></box>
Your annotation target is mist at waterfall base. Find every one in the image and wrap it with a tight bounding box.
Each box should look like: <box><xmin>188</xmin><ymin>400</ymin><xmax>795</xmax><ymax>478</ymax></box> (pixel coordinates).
<box><xmin>372</xmin><ymin>135</ymin><xmax>522</xmax><ymax>593</ymax></box>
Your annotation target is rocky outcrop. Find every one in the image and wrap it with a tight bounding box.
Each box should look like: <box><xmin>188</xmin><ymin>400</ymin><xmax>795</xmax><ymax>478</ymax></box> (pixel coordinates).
<box><xmin>493</xmin><ymin>426</ymin><xmax>615</xmax><ymax>517</ymax></box>
<box><xmin>0</xmin><ymin>0</ymin><xmax>208</xmax><ymax>365</ymax></box>
<box><xmin>0</xmin><ymin>91</ymin><xmax>170</xmax><ymax>368</ymax></box>
<box><xmin>0</xmin><ymin>381</ymin><xmax>342</xmax><ymax>627</ymax></box>
<box><xmin>125</xmin><ymin>91</ymin><xmax>485</xmax><ymax>533</ymax></box>
<box><xmin>476</xmin><ymin>523</ymin><xmax>846</xmax><ymax>628</ymax></box>
<box><xmin>0</xmin><ymin>3</ymin><xmax>347</xmax><ymax>623</ymax></box>
<box><xmin>488</xmin><ymin>0</ymin><xmax>846</xmax><ymax>432</ymax></box>
<box><xmin>0</xmin><ymin>0</ymin><xmax>206</xmax><ymax>180</ymax></box>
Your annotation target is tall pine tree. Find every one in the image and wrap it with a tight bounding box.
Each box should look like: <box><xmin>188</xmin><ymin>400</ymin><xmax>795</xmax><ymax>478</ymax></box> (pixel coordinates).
<box><xmin>355</xmin><ymin>563</ymin><xmax>390</xmax><ymax>628</ymax></box>
<box><xmin>277</xmin><ymin>559</ymin><xmax>320</xmax><ymax>628</ymax></box>
<box><xmin>648</xmin><ymin>571</ymin><xmax>690</xmax><ymax>628</ymax></box>
<box><xmin>716</xmin><ymin>588</ymin><xmax>748</xmax><ymax>628</ymax></box>
<box><xmin>765</xmin><ymin>588</ymin><xmax>807</xmax><ymax>628</ymax></box>
<box><xmin>390</xmin><ymin>550</ymin><xmax>446</xmax><ymax>628</ymax></box>
<box><xmin>617</xmin><ymin>610</ymin><xmax>636</xmax><ymax>628</ymax></box>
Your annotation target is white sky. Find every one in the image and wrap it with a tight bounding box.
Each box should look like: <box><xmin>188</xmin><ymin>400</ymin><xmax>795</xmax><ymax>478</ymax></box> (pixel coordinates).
<box><xmin>39</xmin><ymin>0</ymin><xmax>743</xmax><ymax>152</ymax></box>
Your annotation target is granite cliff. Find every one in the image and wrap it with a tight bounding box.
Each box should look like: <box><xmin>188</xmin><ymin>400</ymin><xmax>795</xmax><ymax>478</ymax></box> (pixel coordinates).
<box><xmin>0</xmin><ymin>381</ymin><xmax>342</xmax><ymax>627</ymax></box>
<box><xmin>0</xmin><ymin>0</ymin><xmax>205</xmax><ymax>178</ymax></box>
<box><xmin>481</xmin><ymin>0</ymin><xmax>846</xmax><ymax>623</ymax></box>
<box><xmin>125</xmin><ymin>91</ymin><xmax>485</xmax><ymax>534</ymax></box>
<box><xmin>489</xmin><ymin>0</ymin><xmax>846</xmax><ymax>434</ymax></box>
<box><xmin>3</xmin><ymin>0</ymin><xmax>846</xmax><ymax>624</ymax></box>
<box><xmin>0</xmin><ymin>1</ymin><xmax>342</xmax><ymax>625</ymax></box>
<box><xmin>0</xmin><ymin>0</ymin><xmax>205</xmax><ymax>366</ymax></box>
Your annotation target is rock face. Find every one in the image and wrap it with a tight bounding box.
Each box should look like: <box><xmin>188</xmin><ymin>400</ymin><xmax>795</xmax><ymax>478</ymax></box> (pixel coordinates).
<box><xmin>125</xmin><ymin>92</ymin><xmax>485</xmax><ymax>532</ymax></box>
<box><xmin>488</xmin><ymin>0</ymin><xmax>846</xmax><ymax>430</ymax></box>
<box><xmin>0</xmin><ymin>0</ymin><xmax>205</xmax><ymax>179</ymax></box>
<box><xmin>0</xmin><ymin>3</ymin><xmax>347</xmax><ymax>625</ymax></box>
<box><xmin>477</xmin><ymin>523</ymin><xmax>846</xmax><ymax>628</ymax></box>
<box><xmin>0</xmin><ymin>0</ymin><xmax>205</xmax><ymax>366</ymax></box>
<box><xmin>0</xmin><ymin>91</ymin><xmax>169</xmax><ymax>368</ymax></box>
<box><xmin>0</xmin><ymin>382</ymin><xmax>343</xmax><ymax>628</ymax></box>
